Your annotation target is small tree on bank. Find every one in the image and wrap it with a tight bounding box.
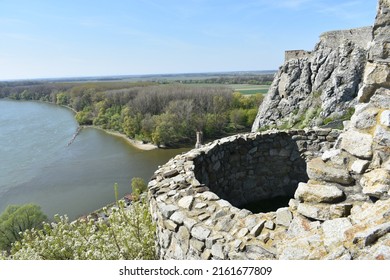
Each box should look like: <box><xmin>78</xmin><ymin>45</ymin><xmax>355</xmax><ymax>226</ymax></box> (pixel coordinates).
<box><xmin>0</xmin><ymin>204</ymin><xmax>47</xmax><ymax>252</ymax></box>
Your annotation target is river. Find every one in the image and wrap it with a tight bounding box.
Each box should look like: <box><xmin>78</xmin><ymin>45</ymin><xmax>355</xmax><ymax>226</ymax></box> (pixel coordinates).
<box><xmin>0</xmin><ymin>100</ymin><xmax>189</xmax><ymax>220</ymax></box>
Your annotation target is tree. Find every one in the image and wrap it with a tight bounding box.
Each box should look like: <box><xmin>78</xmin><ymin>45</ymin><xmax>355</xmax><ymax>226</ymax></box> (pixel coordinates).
<box><xmin>0</xmin><ymin>204</ymin><xmax>47</xmax><ymax>252</ymax></box>
<box><xmin>131</xmin><ymin>177</ymin><xmax>147</xmax><ymax>200</ymax></box>
<box><xmin>230</xmin><ymin>108</ymin><xmax>247</xmax><ymax>129</ymax></box>
<box><xmin>56</xmin><ymin>92</ymin><xmax>69</xmax><ymax>106</ymax></box>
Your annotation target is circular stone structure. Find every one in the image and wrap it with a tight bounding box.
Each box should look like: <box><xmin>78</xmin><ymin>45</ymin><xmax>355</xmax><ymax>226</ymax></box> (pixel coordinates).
<box><xmin>148</xmin><ymin>129</ymin><xmax>340</xmax><ymax>260</ymax></box>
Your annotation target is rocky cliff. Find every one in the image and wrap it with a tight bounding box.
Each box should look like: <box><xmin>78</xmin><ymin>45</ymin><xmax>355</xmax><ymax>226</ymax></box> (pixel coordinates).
<box><xmin>252</xmin><ymin>26</ymin><xmax>372</xmax><ymax>132</ymax></box>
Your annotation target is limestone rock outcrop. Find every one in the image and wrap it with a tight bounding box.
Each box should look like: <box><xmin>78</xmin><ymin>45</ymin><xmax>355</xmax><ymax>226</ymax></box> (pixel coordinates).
<box><xmin>358</xmin><ymin>0</ymin><xmax>390</xmax><ymax>102</ymax></box>
<box><xmin>252</xmin><ymin>27</ymin><xmax>372</xmax><ymax>132</ymax></box>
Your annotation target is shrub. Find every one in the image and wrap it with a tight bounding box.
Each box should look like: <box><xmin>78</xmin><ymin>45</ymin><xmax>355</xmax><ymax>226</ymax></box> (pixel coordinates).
<box><xmin>5</xmin><ymin>197</ymin><xmax>156</xmax><ymax>260</ymax></box>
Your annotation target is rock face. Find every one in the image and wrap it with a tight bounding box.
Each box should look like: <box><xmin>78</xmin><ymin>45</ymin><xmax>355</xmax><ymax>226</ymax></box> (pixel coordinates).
<box><xmin>252</xmin><ymin>27</ymin><xmax>372</xmax><ymax>132</ymax></box>
<box><xmin>148</xmin><ymin>0</ymin><xmax>390</xmax><ymax>260</ymax></box>
<box><xmin>358</xmin><ymin>0</ymin><xmax>390</xmax><ymax>102</ymax></box>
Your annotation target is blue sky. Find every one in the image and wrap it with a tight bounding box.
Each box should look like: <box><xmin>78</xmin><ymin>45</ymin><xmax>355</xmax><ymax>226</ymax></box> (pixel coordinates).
<box><xmin>0</xmin><ymin>0</ymin><xmax>377</xmax><ymax>80</ymax></box>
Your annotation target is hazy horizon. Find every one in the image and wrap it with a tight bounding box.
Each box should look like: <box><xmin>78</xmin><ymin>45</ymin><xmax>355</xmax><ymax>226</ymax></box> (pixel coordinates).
<box><xmin>0</xmin><ymin>69</ymin><xmax>278</xmax><ymax>82</ymax></box>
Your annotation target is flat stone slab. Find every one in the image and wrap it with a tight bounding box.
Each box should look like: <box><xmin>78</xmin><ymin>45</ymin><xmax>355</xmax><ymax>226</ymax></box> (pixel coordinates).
<box><xmin>353</xmin><ymin>222</ymin><xmax>390</xmax><ymax>247</ymax></box>
<box><xmin>307</xmin><ymin>157</ymin><xmax>353</xmax><ymax>185</ymax></box>
<box><xmin>295</xmin><ymin>182</ymin><xmax>344</xmax><ymax>203</ymax></box>
<box><xmin>297</xmin><ymin>203</ymin><xmax>352</xmax><ymax>221</ymax></box>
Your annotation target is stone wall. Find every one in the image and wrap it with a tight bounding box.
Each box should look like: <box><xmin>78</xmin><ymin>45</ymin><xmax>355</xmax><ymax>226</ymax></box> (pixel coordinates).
<box><xmin>148</xmin><ymin>129</ymin><xmax>340</xmax><ymax>260</ymax></box>
<box><xmin>193</xmin><ymin>129</ymin><xmax>340</xmax><ymax>209</ymax></box>
<box><xmin>285</xmin><ymin>50</ymin><xmax>312</xmax><ymax>62</ymax></box>
<box><xmin>319</xmin><ymin>27</ymin><xmax>373</xmax><ymax>49</ymax></box>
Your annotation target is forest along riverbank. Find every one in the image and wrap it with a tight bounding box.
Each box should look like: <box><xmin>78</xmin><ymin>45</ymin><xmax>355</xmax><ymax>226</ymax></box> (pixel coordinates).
<box><xmin>84</xmin><ymin>126</ymin><xmax>158</xmax><ymax>151</ymax></box>
<box><xmin>54</xmin><ymin>101</ymin><xmax>159</xmax><ymax>150</ymax></box>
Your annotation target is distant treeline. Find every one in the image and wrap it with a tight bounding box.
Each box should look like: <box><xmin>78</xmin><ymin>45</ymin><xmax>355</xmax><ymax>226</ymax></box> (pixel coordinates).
<box><xmin>0</xmin><ymin>81</ymin><xmax>263</xmax><ymax>146</ymax></box>
<box><xmin>175</xmin><ymin>74</ymin><xmax>274</xmax><ymax>85</ymax></box>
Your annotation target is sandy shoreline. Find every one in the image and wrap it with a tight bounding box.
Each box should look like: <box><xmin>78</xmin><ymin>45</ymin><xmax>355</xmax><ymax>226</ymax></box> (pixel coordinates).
<box><xmin>83</xmin><ymin>126</ymin><xmax>158</xmax><ymax>151</ymax></box>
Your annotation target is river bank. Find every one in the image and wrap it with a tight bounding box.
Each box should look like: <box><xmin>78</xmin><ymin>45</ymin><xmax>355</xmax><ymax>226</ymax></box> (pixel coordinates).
<box><xmin>86</xmin><ymin>126</ymin><xmax>158</xmax><ymax>151</ymax></box>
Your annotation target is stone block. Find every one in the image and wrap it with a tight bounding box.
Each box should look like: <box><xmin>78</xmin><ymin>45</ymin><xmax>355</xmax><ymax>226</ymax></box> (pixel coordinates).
<box><xmin>170</xmin><ymin>211</ymin><xmax>185</xmax><ymax>225</ymax></box>
<box><xmin>374</xmin><ymin>125</ymin><xmax>390</xmax><ymax>146</ymax></box>
<box><xmin>201</xmin><ymin>249</ymin><xmax>212</xmax><ymax>260</ymax></box>
<box><xmin>183</xmin><ymin>217</ymin><xmax>197</xmax><ymax>230</ymax></box>
<box><xmin>380</xmin><ymin>110</ymin><xmax>390</xmax><ymax>127</ymax></box>
<box><xmin>275</xmin><ymin>207</ymin><xmax>293</xmax><ymax>227</ymax></box>
<box><xmin>279</xmin><ymin>240</ymin><xmax>311</xmax><ymax>260</ymax></box>
<box><xmin>190</xmin><ymin>239</ymin><xmax>205</xmax><ymax>252</ymax></box>
<box><xmin>340</xmin><ymin>130</ymin><xmax>373</xmax><ymax>159</ymax></box>
<box><xmin>322</xmin><ymin>218</ymin><xmax>353</xmax><ymax>248</ymax></box>
<box><xmin>214</xmin><ymin>216</ymin><xmax>235</xmax><ymax>232</ymax></box>
<box><xmin>211</xmin><ymin>243</ymin><xmax>226</xmax><ymax>259</ymax></box>
<box><xmin>294</xmin><ymin>182</ymin><xmax>344</xmax><ymax>203</ymax></box>
<box><xmin>163</xmin><ymin>169</ymin><xmax>179</xmax><ymax>178</ymax></box>
<box><xmin>178</xmin><ymin>196</ymin><xmax>194</xmax><ymax>210</ymax></box>
<box><xmin>164</xmin><ymin>220</ymin><xmax>178</xmax><ymax>231</ymax></box>
<box><xmin>350</xmin><ymin>159</ymin><xmax>370</xmax><ymax>174</ymax></box>
<box><xmin>191</xmin><ymin>226</ymin><xmax>211</xmax><ymax>241</ymax></box>
<box><xmin>297</xmin><ymin>202</ymin><xmax>352</xmax><ymax>221</ymax></box>
<box><xmin>361</xmin><ymin>169</ymin><xmax>390</xmax><ymax>198</ymax></box>
<box><xmin>158</xmin><ymin>203</ymin><xmax>179</xmax><ymax>219</ymax></box>
<box><xmin>197</xmin><ymin>191</ymin><xmax>219</xmax><ymax>201</ymax></box>
<box><xmin>236</xmin><ymin>228</ymin><xmax>249</xmax><ymax>238</ymax></box>
<box><xmin>307</xmin><ymin>157</ymin><xmax>353</xmax><ymax>185</ymax></box>
<box><xmin>321</xmin><ymin>149</ymin><xmax>341</xmax><ymax>162</ymax></box>
<box><xmin>353</xmin><ymin>222</ymin><xmax>390</xmax><ymax>248</ymax></box>
<box><xmin>350</xmin><ymin>104</ymin><xmax>379</xmax><ymax>130</ymax></box>
<box><xmin>264</xmin><ymin>220</ymin><xmax>276</xmax><ymax>230</ymax></box>
<box><xmin>244</xmin><ymin>216</ymin><xmax>258</xmax><ymax>230</ymax></box>
<box><xmin>198</xmin><ymin>213</ymin><xmax>210</xmax><ymax>221</ymax></box>
<box><xmin>250</xmin><ymin>220</ymin><xmax>266</xmax><ymax>236</ymax></box>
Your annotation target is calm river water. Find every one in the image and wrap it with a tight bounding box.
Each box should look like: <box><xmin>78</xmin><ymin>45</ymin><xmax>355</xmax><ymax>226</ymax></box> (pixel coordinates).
<box><xmin>0</xmin><ymin>100</ymin><xmax>188</xmax><ymax>220</ymax></box>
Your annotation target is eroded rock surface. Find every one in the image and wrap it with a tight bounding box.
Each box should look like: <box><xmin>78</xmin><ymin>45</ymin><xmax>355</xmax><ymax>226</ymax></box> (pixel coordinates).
<box><xmin>252</xmin><ymin>27</ymin><xmax>372</xmax><ymax>132</ymax></box>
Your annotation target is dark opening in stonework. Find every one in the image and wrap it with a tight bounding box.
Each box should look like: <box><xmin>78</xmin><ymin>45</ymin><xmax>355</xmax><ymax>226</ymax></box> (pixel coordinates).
<box><xmin>194</xmin><ymin>133</ymin><xmax>309</xmax><ymax>213</ymax></box>
<box><xmin>241</xmin><ymin>196</ymin><xmax>292</xmax><ymax>213</ymax></box>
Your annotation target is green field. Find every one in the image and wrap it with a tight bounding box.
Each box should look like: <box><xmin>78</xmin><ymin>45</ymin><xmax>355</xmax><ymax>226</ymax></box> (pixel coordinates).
<box><xmin>231</xmin><ymin>84</ymin><xmax>270</xmax><ymax>95</ymax></box>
